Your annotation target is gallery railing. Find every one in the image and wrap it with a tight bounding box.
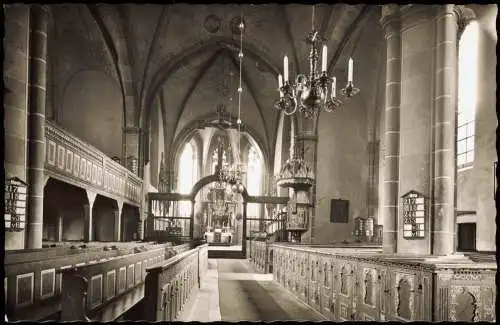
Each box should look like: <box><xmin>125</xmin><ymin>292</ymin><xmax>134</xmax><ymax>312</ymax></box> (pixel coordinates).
<box><xmin>45</xmin><ymin>121</ymin><xmax>142</xmax><ymax>206</ymax></box>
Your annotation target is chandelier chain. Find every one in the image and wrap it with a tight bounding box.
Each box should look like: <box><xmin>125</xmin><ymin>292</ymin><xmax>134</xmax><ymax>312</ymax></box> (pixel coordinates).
<box><xmin>237</xmin><ymin>9</ymin><xmax>244</xmax><ymax>160</ymax></box>
<box><xmin>312</xmin><ymin>5</ymin><xmax>315</xmax><ymax>30</ymax></box>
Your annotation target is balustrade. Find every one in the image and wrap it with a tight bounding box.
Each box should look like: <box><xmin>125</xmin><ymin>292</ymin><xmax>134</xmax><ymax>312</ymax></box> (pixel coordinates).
<box><xmin>45</xmin><ymin>121</ymin><xmax>142</xmax><ymax>205</ymax></box>
<box><xmin>248</xmin><ymin>240</ymin><xmax>496</xmax><ymax>322</ymax></box>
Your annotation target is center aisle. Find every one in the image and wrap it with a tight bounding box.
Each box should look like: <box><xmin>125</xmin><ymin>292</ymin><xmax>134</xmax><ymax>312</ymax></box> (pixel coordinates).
<box><xmin>179</xmin><ymin>259</ymin><xmax>326</xmax><ymax>322</ymax></box>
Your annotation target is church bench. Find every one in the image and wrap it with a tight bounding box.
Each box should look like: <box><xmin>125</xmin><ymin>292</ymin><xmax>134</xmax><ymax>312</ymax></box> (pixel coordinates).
<box><xmin>141</xmin><ymin>244</ymin><xmax>209</xmax><ymax>321</ymax></box>
<box><xmin>4</xmin><ymin>242</ymin><xmax>174</xmax><ymax>321</ymax></box>
<box><xmin>265</xmin><ymin>243</ymin><xmax>496</xmax><ymax>322</ymax></box>
<box><xmin>60</xmin><ymin>243</ymin><xmax>194</xmax><ymax>321</ymax></box>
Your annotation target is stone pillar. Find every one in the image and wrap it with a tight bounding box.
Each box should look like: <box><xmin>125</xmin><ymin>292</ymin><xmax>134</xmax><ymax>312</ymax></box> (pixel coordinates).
<box><xmin>380</xmin><ymin>5</ymin><xmax>402</xmax><ymax>254</ymax></box>
<box><xmin>114</xmin><ymin>202</ymin><xmax>123</xmax><ymax>242</ymax></box>
<box><xmin>242</xmin><ymin>202</ymin><xmax>248</xmax><ymax>253</ymax></box>
<box><xmin>431</xmin><ymin>5</ymin><xmax>459</xmax><ymax>256</ymax></box>
<box><xmin>56</xmin><ymin>213</ymin><xmax>63</xmax><ymax>242</ymax></box>
<box><xmin>26</xmin><ymin>5</ymin><xmax>49</xmax><ymax>249</ymax></box>
<box><xmin>137</xmin><ymin>220</ymin><xmax>144</xmax><ymax>241</ymax></box>
<box><xmin>294</xmin><ymin>114</ymin><xmax>318</xmax><ymax>244</ymax></box>
<box><xmin>84</xmin><ymin>191</ymin><xmax>97</xmax><ymax>242</ymax></box>
<box><xmin>189</xmin><ymin>199</ymin><xmax>195</xmax><ymax>239</ymax></box>
<box><xmin>124</xmin><ymin>126</ymin><xmax>141</xmax><ymax>175</ymax></box>
<box><xmin>4</xmin><ymin>5</ymin><xmax>31</xmax><ymax>250</ymax></box>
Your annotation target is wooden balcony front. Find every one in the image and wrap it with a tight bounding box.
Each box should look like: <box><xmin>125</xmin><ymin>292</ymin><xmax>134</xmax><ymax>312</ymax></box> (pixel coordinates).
<box><xmin>45</xmin><ymin>121</ymin><xmax>142</xmax><ymax>206</ymax></box>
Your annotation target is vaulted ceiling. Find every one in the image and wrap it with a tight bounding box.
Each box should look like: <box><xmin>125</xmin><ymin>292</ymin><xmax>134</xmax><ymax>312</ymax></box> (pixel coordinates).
<box><xmin>50</xmin><ymin>3</ymin><xmax>374</xmax><ymax>166</ymax></box>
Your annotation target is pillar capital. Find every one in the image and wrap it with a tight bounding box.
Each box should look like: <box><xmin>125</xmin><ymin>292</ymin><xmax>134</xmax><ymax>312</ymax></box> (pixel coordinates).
<box><xmin>380</xmin><ymin>4</ymin><xmax>402</xmax><ymax>36</ymax></box>
<box><xmin>453</xmin><ymin>5</ymin><xmax>477</xmax><ymax>39</ymax></box>
<box><xmin>85</xmin><ymin>189</ymin><xmax>97</xmax><ymax>207</ymax></box>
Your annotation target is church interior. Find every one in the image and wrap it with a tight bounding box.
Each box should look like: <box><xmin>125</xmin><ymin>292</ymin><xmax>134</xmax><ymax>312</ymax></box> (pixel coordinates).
<box><xmin>3</xmin><ymin>3</ymin><xmax>497</xmax><ymax>322</ymax></box>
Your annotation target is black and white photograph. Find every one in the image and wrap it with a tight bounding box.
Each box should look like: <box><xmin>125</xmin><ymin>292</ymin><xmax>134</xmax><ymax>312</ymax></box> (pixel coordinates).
<box><xmin>3</xmin><ymin>2</ymin><xmax>497</xmax><ymax>322</ymax></box>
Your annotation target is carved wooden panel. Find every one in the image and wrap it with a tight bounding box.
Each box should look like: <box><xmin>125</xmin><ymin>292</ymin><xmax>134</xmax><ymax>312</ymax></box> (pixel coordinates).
<box><xmin>340</xmin><ymin>303</ymin><xmax>349</xmax><ymax>320</ymax></box>
<box><xmin>451</xmin><ymin>287</ymin><xmax>477</xmax><ymax>321</ymax></box>
<box><xmin>143</xmin><ymin>259</ymin><xmax>148</xmax><ymax>280</ymax></box>
<box><xmin>117</xmin><ymin>267</ymin><xmax>127</xmax><ymax>294</ymax></box>
<box><xmin>396</xmin><ymin>278</ymin><xmax>412</xmax><ymax>320</ymax></box>
<box><xmin>127</xmin><ymin>264</ymin><xmax>135</xmax><ymax>288</ymax></box>
<box><xmin>363</xmin><ymin>269</ymin><xmax>375</xmax><ymax>306</ymax></box>
<box><xmin>89</xmin><ymin>274</ymin><xmax>103</xmax><ymax>309</ymax></box>
<box><xmin>40</xmin><ymin>268</ymin><xmax>55</xmax><ymax>300</ymax></box>
<box><xmin>105</xmin><ymin>270</ymin><xmax>116</xmax><ymax>301</ymax></box>
<box><xmin>16</xmin><ymin>273</ymin><xmax>34</xmax><ymax>307</ymax></box>
<box><xmin>135</xmin><ymin>262</ymin><xmax>142</xmax><ymax>285</ymax></box>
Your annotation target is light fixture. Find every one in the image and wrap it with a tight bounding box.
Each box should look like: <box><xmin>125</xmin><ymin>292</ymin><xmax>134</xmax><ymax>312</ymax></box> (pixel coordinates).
<box><xmin>218</xmin><ymin>16</ymin><xmax>246</xmax><ymax>194</ymax></box>
<box><xmin>274</xmin><ymin>5</ymin><xmax>360</xmax><ymax>119</ymax></box>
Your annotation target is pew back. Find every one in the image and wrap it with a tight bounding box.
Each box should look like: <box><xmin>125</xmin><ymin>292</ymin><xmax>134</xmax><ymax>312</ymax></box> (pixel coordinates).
<box><xmin>60</xmin><ymin>243</ymin><xmax>194</xmax><ymax>321</ymax></box>
<box><xmin>142</xmin><ymin>244</ymin><xmax>209</xmax><ymax>321</ymax></box>
<box><xmin>4</xmin><ymin>242</ymin><xmax>172</xmax><ymax>321</ymax></box>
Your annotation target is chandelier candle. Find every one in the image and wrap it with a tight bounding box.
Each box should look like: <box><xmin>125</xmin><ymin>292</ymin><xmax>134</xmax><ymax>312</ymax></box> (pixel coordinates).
<box><xmin>348</xmin><ymin>57</ymin><xmax>354</xmax><ymax>82</ymax></box>
<box><xmin>322</xmin><ymin>45</ymin><xmax>327</xmax><ymax>72</ymax></box>
<box><xmin>284</xmin><ymin>56</ymin><xmax>289</xmax><ymax>82</ymax></box>
<box><xmin>332</xmin><ymin>77</ymin><xmax>336</xmax><ymax>98</ymax></box>
<box><xmin>278</xmin><ymin>74</ymin><xmax>284</xmax><ymax>98</ymax></box>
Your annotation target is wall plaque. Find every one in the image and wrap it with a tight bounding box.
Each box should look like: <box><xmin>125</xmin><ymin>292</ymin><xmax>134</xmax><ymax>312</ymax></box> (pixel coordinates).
<box><xmin>401</xmin><ymin>190</ymin><xmax>426</xmax><ymax>239</ymax></box>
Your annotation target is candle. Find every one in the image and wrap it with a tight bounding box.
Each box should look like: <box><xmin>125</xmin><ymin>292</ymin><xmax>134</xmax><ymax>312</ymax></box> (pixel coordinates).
<box><xmin>278</xmin><ymin>74</ymin><xmax>284</xmax><ymax>98</ymax></box>
<box><xmin>332</xmin><ymin>77</ymin><xmax>336</xmax><ymax>98</ymax></box>
<box><xmin>284</xmin><ymin>56</ymin><xmax>289</xmax><ymax>82</ymax></box>
<box><xmin>322</xmin><ymin>45</ymin><xmax>328</xmax><ymax>72</ymax></box>
<box><xmin>348</xmin><ymin>57</ymin><xmax>353</xmax><ymax>82</ymax></box>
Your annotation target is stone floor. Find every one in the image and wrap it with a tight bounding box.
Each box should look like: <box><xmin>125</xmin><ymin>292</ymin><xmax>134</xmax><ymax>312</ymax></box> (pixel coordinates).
<box><xmin>178</xmin><ymin>259</ymin><xmax>326</xmax><ymax>322</ymax></box>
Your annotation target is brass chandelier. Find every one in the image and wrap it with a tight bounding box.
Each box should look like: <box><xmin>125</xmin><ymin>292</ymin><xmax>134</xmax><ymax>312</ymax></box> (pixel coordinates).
<box><xmin>274</xmin><ymin>6</ymin><xmax>360</xmax><ymax>118</ymax></box>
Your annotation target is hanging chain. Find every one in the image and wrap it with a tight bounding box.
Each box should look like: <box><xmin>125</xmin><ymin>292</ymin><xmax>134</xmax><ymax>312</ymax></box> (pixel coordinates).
<box><xmin>312</xmin><ymin>5</ymin><xmax>315</xmax><ymax>31</ymax></box>
<box><xmin>237</xmin><ymin>7</ymin><xmax>244</xmax><ymax>164</ymax></box>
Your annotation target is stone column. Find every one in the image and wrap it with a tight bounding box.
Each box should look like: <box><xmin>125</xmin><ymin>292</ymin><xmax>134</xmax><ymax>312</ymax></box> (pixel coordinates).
<box><xmin>242</xmin><ymin>202</ymin><xmax>248</xmax><ymax>253</ymax></box>
<box><xmin>114</xmin><ymin>202</ymin><xmax>123</xmax><ymax>242</ymax></box>
<box><xmin>83</xmin><ymin>191</ymin><xmax>97</xmax><ymax>242</ymax></box>
<box><xmin>431</xmin><ymin>5</ymin><xmax>460</xmax><ymax>256</ymax></box>
<box><xmin>380</xmin><ymin>5</ymin><xmax>402</xmax><ymax>254</ymax></box>
<box><xmin>294</xmin><ymin>115</ymin><xmax>318</xmax><ymax>244</ymax></box>
<box><xmin>56</xmin><ymin>213</ymin><xmax>63</xmax><ymax>242</ymax></box>
<box><xmin>124</xmin><ymin>126</ymin><xmax>141</xmax><ymax>175</ymax></box>
<box><xmin>26</xmin><ymin>5</ymin><xmax>49</xmax><ymax>249</ymax></box>
<box><xmin>189</xmin><ymin>199</ymin><xmax>195</xmax><ymax>239</ymax></box>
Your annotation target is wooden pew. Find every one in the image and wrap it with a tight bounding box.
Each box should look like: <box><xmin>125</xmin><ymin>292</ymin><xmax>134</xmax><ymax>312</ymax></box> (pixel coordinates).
<box><xmin>141</xmin><ymin>244</ymin><xmax>209</xmax><ymax>321</ymax></box>
<box><xmin>4</xmin><ymin>242</ymin><xmax>171</xmax><ymax>321</ymax></box>
<box><xmin>60</xmin><ymin>243</ymin><xmax>193</xmax><ymax>321</ymax></box>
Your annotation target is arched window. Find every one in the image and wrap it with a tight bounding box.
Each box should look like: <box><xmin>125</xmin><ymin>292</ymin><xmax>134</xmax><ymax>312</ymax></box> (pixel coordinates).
<box><xmin>246</xmin><ymin>146</ymin><xmax>262</xmax><ymax>219</ymax></box>
<box><xmin>178</xmin><ymin>142</ymin><xmax>198</xmax><ymax>194</ymax></box>
<box><xmin>247</xmin><ymin>146</ymin><xmax>262</xmax><ymax>195</ymax></box>
<box><xmin>212</xmin><ymin>147</ymin><xmax>228</xmax><ymax>174</ymax></box>
<box><xmin>457</xmin><ymin>21</ymin><xmax>479</xmax><ymax>168</ymax></box>
<box><xmin>178</xmin><ymin>142</ymin><xmax>198</xmax><ymax>222</ymax></box>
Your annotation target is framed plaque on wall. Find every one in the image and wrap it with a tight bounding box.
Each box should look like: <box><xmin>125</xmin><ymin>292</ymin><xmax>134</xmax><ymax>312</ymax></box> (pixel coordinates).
<box><xmin>330</xmin><ymin>199</ymin><xmax>349</xmax><ymax>223</ymax></box>
<box><xmin>401</xmin><ymin>190</ymin><xmax>426</xmax><ymax>239</ymax></box>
